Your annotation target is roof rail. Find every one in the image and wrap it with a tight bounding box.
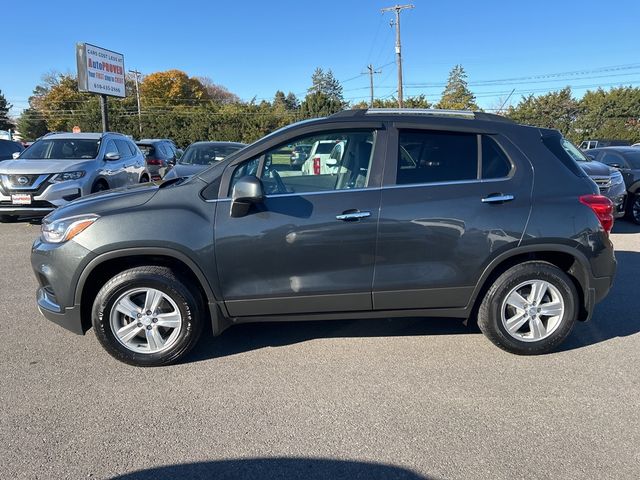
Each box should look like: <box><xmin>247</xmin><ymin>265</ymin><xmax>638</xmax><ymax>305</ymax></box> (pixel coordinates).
<box><xmin>366</xmin><ymin>108</ymin><xmax>475</xmax><ymax>118</ymax></box>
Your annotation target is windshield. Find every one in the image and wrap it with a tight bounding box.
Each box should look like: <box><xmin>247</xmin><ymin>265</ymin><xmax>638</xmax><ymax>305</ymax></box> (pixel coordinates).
<box><xmin>21</xmin><ymin>138</ymin><xmax>100</xmax><ymax>160</ymax></box>
<box><xmin>180</xmin><ymin>144</ymin><xmax>243</xmax><ymax>166</ymax></box>
<box><xmin>561</xmin><ymin>138</ymin><xmax>590</xmax><ymax>162</ymax></box>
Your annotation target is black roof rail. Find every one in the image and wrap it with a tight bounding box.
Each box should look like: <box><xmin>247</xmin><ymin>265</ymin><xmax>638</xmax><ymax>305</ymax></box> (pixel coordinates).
<box><xmin>328</xmin><ymin>109</ymin><xmax>368</xmax><ymax>118</ymax></box>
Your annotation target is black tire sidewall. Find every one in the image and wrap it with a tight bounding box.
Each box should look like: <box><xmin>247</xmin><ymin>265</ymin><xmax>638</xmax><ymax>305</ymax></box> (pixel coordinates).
<box><xmin>92</xmin><ymin>269</ymin><xmax>202</xmax><ymax>366</ymax></box>
<box><xmin>480</xmin><ymin>263</ymin><xmax>578</xmax><ymax>355</ymax></box>
<box><xmin>631</xmin><ymin>195</ymin><xmax>640</xmax><ymax>224</ymax></box>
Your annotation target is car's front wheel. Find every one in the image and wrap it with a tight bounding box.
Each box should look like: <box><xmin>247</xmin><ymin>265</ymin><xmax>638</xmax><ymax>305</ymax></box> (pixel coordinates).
<box><xmin>628</xmin><ymin>194</ymin><xmax>640</xmax><ymax>225</ymax></box>
<box><xmin>92</xmin><ymin>266</ymin><xmax>204</xmax><ymax>366</ymax></box>
<box><xmin>477</xmin><ymin>261</ymin><xmax>578</xmax><ymax>355</ymax></box>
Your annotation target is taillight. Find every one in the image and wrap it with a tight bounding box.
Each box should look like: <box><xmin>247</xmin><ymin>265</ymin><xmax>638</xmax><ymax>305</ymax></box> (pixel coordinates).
<box><xmin>579</xmin><ymin>194</ymin><xmax>614</xmax><ymax>234</ymax></box>
<box><xmin>313</xmin><ymin>156</ymin><xmax>321</xmax><ymax>175</ymax></box>
<box><xmin>146</xmin><ymin>158</ymin><xmax>163</xmax><ymax>166</ymax></box>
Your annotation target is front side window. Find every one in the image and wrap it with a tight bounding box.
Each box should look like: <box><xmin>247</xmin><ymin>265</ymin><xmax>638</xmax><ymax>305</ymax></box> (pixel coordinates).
<box><xmin>115</xmin><ymin>139</ymin><xmax>132</xmax><ymax>158</ymax></box>
<box><xmin>21</xmin><ymin>138</ymin><xmax>100</xmax><ymax>160</ymax></box>
<box><xmin>231</xmin><ymin>130</ymin><xmax>376</xmax><ymax>195</ymax></box>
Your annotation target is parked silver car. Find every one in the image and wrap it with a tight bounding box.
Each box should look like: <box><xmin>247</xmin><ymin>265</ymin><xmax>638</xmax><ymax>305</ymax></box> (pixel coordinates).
<box><xmin>0</xmin><ymin>132</ymin><xmax>149</xmax><ymax>221</ymax></box>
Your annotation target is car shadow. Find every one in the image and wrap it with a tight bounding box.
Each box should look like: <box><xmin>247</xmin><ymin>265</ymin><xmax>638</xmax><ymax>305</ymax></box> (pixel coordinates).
<box><xmin>185</xmin><ymin>251</ymin><xmax>640</xmax><ymax>363</ymax></box>
<box><xmin>612</xmin><ymin>219</ymin><xmax>640</xmax><ymax>234</ymax></box>
<box><xmin>559</xmin><ymin>250</ymin><xmax>640</xmax><ymax>351</ymax></box>
<box><xmin>185</xmin><ymin>314</ymin><xmax>475</xmax><ymax>364</ymax></box>
<box><xmin>109</xmin><ymin>457</ymin><xmax>432</xmax><ymax>480</ymax></box>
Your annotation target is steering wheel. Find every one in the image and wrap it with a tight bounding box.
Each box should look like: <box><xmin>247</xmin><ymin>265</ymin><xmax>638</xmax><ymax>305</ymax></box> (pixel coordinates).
<box><xmin>268</xmin><ymin>168</ymin><xmax>288</xmax><ymax>194</ymax></box>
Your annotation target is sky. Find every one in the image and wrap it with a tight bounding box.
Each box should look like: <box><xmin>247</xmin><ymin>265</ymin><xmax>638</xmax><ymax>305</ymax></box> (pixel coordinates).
<box><xmin>2</xmin><ymin>0</ymin><xmax>640</xmax><ymax>116</ymax></box>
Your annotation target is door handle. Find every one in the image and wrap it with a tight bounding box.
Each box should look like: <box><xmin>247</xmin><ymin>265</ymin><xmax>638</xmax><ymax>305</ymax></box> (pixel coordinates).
<box><xmin>481</xmin><ymin>194</ymin><xmax>514</xmax><ymax>204</ymax></box>
<box><xmin>336</xmin><ymin>210</ymin><xmax>371</xmax><ymax>221</ymax></box>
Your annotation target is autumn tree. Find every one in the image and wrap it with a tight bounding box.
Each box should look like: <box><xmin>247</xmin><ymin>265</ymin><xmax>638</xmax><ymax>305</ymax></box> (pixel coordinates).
<box><xmin>436</xmin><ymin>65</ymin><xmax>479</xmax><ymax>111</ymax></box>
<box><xmin>140</xmin><ymin>70</ymin><xmax>209</xmax><ymax>106</ymax></box>
<box><xmin>196</xmin><ymin>76</ymin><xmax>240</xmax><ymax>104</ymax></box>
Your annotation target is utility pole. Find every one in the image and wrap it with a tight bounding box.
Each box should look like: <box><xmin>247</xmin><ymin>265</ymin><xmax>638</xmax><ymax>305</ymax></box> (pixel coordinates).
<box><xmin>362</xmin><ymin>64</ymin><xmax>381</xmax><ymax>107</ymax></box>
<box><xmin>128</xmin><ymin>69</ymin><xmax>143</xmax><ymax>136</ymax></box>
<box><xmin>381</xmin><ymin>4</ymin><xmax>414</xmax><ymax>108</ymax></box>
<box><xmin>99</xmin><ymin>95</ymin><xmax>109</xmax><ymax>132</ymax></box>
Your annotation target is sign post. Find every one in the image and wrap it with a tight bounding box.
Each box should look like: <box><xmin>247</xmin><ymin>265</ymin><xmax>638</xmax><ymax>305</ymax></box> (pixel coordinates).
<box><xmin>76</xmin><ymin>43</ymin><xmax>126</xmax><ymax>132</ymax></box>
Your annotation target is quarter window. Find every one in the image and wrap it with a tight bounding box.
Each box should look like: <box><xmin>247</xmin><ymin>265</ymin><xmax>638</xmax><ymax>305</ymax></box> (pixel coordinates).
<box><xmin>482</xmin><ymin>136</ymin><xmax>512</xmax><ymax>179</ymax></box>
<box><xmin>231</xmin><ymin>130</ymin><xmax>376</xmax><ymax>195</ymax></box>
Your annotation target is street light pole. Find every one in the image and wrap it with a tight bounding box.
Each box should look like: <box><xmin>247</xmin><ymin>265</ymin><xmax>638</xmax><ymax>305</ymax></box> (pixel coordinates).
<box><xmin>128</xmin><ymin>69</ymin><xmax>142</xmax><ymax>136</ymax></box>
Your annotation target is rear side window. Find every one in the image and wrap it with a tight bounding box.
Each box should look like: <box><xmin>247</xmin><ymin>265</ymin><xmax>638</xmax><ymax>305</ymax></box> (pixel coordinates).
<box><xmin>482</xmin><ymin>136</ymin><xmax>512</xmax><ymax>179</ymax></box>
<box><xmin>138</xmin><ymin>145</ymin><xmax>155</xmax><ymax>158</ymax></box>
<box><xmin>397</xmin><ymin>130</ymin><xmax>477</xmax><ymax>185</ymax></box>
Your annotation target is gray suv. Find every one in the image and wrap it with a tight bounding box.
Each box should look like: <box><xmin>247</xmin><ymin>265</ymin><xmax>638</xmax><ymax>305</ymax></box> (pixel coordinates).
<box><xmin>30</xmin><ymin>109</ymin><xmax>617</xmax><ymax>366</ymax></box>
<box><xmin>0</xmin><ymin>132</ymin><xmax>148</xmax><ymax>221</ymax></box>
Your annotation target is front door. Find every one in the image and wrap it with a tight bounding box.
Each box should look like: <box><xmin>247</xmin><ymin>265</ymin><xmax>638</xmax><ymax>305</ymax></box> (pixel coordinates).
<box><xmin>214</xmin><ymin>128</ymin><xmax>383</xmax><ymax>317</ymax></box>
<box><xmin>373</xmin><ymin>127</ymin><xmax>533</xmax><ymax>310</ymax></box>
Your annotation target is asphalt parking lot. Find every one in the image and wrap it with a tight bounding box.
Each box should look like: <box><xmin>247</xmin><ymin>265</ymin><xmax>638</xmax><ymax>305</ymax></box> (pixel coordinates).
<box><xmin>0</xmin><ymin>220</ymin><xmax>639</xmax><ymax>480</ymax></box>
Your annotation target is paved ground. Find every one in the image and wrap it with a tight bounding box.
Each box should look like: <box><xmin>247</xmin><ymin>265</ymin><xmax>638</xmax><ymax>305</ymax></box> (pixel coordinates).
<box><xmin>0</xmin><ymin>220</ymin><xmax>639</xmax><ymax>480</ymax></box>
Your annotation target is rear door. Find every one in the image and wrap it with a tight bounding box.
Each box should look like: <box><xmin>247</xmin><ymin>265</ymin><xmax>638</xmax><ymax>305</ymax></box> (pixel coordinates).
<box><xmin>214</xmin><ymin>126</ymin><xmax>386</xmax><ymax>317</ymax></box>
<box><xmin>373</xmin><ymin>125</ymin><xmax>533</xmax><ymax>310</ymax></box>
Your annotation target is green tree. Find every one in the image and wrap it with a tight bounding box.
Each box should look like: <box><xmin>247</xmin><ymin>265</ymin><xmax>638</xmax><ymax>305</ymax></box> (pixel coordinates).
<box><xmin>16</xmin><ymin>108</ymin><xmax>48</xmax><ymax>140</ymax></box>
<box><xmin>308</xmin><ymin>68</ymin><xmax>345</xmax><ymax>107</ymax></box>
<box><xmin>436</xmin><ymin>65</ymin><xmax>479</xmax><ymax>110</ymax></box>
<box><xmin>285</xmin><ymin>92</ymin><xmax>299</xmax><ymax>110</ymax></box>
<box><xmin>300</xmin><ymin>91</ymin><xmax>343</xmax><ymax>118</ymax></box>
<box><xmin>0</xmin><ymin>90</ymin><xmax>14</xmax><ymax>130</ymax></box>
<box><xmin>574</xmin><ymin>87</ymin><xmax>640</xmax><ymax>143</ymax></box>
<box><xmin>506</xmin><ymin>87</ymin><xmax>579</xmax><ymax>138</ymax></box>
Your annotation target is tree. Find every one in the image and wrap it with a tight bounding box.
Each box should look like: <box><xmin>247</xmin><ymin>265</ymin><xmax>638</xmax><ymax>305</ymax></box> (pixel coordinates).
<box><xmin>141</xmin><ymin>70</ymin><xmax>209</xmax><ymax>106</ymax></box>
<box><xmin>196</xmin><ymin>77</ymin><xmax>240</xmax><ymax>104</ymax></box>
<box><xmin>16</xmin><ymin>108</ymin><xmax>48</xmax><ymax>140</ymax></box>
<box><xmin>574</xmin><ymin>87</ymin><xmax>640</xmax><ymax>143</ymax></box>
<box><xmin>307</xmin><ymin>68</ymin><xmax>346</xmax><ymax>107</ymax></box>
<box><xmin>353</xmin><ymin>94</ymin><xmax>431</xmax><ymax>109</ymax></box>
<box><xmin>300</xmin><ymin>91</ymin><xmax>343</xmax><ymax>118</ymax></box>
<box><xmin>0</xmin><ymin>90</ymin><xmax>14</xmax><ymax>130</ymax></box>
<box><xmin>506</xmin><ymin>87</ymin><xmax>579</xmax><ymax>138</ymax></box>
<box><xmin>273</xmin><ymin>90</ymin><xmax>287</xmax><ymax>108</ymax></box>
<box><xmin>436</xmin><ymin>65</ymin><xmax>479</xmax><ymax>110</ymax></box>
<box><xmin>285</xmin><ymin>92</ymin><xmax>299</xmax><ymax>110</ymax></box>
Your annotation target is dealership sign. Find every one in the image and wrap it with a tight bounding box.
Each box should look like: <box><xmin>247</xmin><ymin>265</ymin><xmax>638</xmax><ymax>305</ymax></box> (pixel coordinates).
<box><xmin>76</xmin><ymin>43</ymin><xmax>126</xmax><ymax>98</ymax></box>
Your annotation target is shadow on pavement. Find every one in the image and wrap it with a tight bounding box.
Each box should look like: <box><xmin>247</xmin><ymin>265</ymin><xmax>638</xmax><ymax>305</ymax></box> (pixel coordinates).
<box><xmin>560</xmin><ymin>250</ymin><xmax>640</xmax><ymax>351</ymax></box>
<box><xmin>611</xmin><ymin>219</ymin><xmax>640</xmax><ymax>234</ymax></box>
<box><xmin>109</xmin><ymin>457</ymin><xmax>432</xmax><ymax>480</ymax></box>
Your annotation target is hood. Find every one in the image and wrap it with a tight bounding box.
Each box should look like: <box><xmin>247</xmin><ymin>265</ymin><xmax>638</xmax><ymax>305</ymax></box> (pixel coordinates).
<box><xmin>166</xmin><ymin>163</ymin><xmax>209</xmax><ymax>178</ymax></box>
<box><xmin>45</xmin><ymin>181</ymin><xmax>160</xmax><ymax>222</ymax></box>
<box><xmin>579</xmin><ymin>160</ymin><xmax>613</xmax><ymax>177</ymax></box>
<box><xmin>0</xmin><ymin>158</ymin><xmax>96</xmax><ymax>175</ymax></box>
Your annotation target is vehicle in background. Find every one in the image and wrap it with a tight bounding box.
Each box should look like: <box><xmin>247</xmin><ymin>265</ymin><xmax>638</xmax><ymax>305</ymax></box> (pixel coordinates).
<box><xmin>584</xmin><ymin>146</ymin><xmax>640</xmax><ymax>224</ymax></box>
<box><xmin>0</xmin><ymin>132</ymin><xmax>148</xmax><ymax>222</ymax></box>
<box><xmin>289</xmin><ymin>144</ymin><xmax>312</xmax><ymax>170</ymax></box>
<box><xmin>579</xmin><ymin>139</ymin><xmax>631</xmax><ymax>150</ymax></box>
<box><xmin>565</xmin><ymin>140</ymin><xmax>626</xmax><ymax>218</ymax></box>
<box><xmin>163</xmin><ymin>141</ymin><xmax>246</xmax><ymax>180</ymax></box>
<box><xmin>301</xmin><ymin>139</ymin><xmax>339</xmax><ymax>175</ymax></box>
<box><xmin>136</xmin><ymin>139</ymin><xmax>178</xmax><ymax>180</ymax></box>
<box><xmin>31</xmin><ymin>109</ymin><xmax>616</xmax><ymax>366</ymax></box>
<box><xmin>632</xmin><ymin>143</ymin><xmax>640</xmax><ymax>147</ymax></box>
<box><xmin>0</xmin><ymin>139</ymin><xmax>24</xmax><ymax>161</ymax></box>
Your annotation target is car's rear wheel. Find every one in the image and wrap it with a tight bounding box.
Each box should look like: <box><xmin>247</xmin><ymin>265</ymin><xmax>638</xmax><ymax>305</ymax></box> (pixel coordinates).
<box><xmin>91</xmin><ymin>180</ymin><xmax>109</xmax><ymax>193</ymax></box>
<box><xmin>628</xmin><ymin>194</ymin><xmax>640</xmax><ymax>224</ymax></box>
<box><xmin>92</xmin><ymin>266</ymin><xmax>204</xmax><ymax>367</ymax></box>
<box><xmin>139</xmin><ymin>174</ymin><xmax>149</xmax><ymax>183</ymax></box>
<box><xmin>477</xmin><ymin>261</ymin><xmax>578</xmax><ymax>355</ymax></box>
<box><xmin>0</xmin><ymin>215</ymin><xmax>18</xmax><ymax>223</ymax></box>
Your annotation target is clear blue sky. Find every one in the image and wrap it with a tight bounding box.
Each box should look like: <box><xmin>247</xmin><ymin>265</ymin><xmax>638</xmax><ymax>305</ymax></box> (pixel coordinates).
<box><xmin>3</xmin><ymin>0</ymin><xmax>639</xmax><ymax>116</ymax></box>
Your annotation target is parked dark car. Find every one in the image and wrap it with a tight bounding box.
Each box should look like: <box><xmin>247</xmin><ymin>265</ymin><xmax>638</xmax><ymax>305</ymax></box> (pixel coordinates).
<box><xmin>31</xmin><ymin>109</ymin><xmax>616</xmax><ymax>366</ymax></box>
<box><xmin>584</xmin><ymin>146</ymin><xmax>640</xmax><ymax>223</ymax></box>
<box><xmin>163</xmin><ymin>141</ymin><xmax>246</xmax><ymax>180</ymax></box>
<box><xmin>0</xmin><ymin>139</ymin><xmax>24</xmax><ymax>161</ymax></box>
<box><xmin>562</xmin><ymin>140</ymin><xmax>627</xmax><ymax>218</ymax></box>
<box><xmin>136</xmin><ymin>139</ymin><xmax>178</xmax><ymax>180</ymax></box>
<box><xmin>289</xmin><ymin>144</ymin><xmax>312</xmax><ymax>169</ymax></box>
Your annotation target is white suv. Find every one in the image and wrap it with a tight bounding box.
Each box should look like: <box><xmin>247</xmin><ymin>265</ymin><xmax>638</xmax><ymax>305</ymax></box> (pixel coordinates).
<box><xmin>0</xmin><ymin>132</ymin><xmax>149</xmax><ymax>221</ymax></box>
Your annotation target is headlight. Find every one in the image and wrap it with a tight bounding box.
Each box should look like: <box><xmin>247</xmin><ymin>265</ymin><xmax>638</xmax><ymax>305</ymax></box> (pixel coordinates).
<box><xmin>41</xmin><ymin>214</ymin><xmax>99</xmax><ymax>244</ymax></box>
<box><xmin>50</xmin><ymin>171</ymin><xmax>86</xmax><ymax>183</ymax></box>
<box><xmin>610</xmin><ymin>171</ymin><xmax>624</xmax><ymax>186</ymax></box>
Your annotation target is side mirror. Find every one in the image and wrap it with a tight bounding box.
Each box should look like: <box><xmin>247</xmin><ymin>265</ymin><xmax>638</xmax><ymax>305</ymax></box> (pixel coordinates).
<box><xmin>105</xmin><ymin>151</ymin><xmax>120</xmax><ymax>161</ymax></box>
<box><xmin>608</xmin><ymin>163</ymin><xmax>622</xmax><ymax>169</ymax></box>
<box><xmin>12</xmin><ymin>152</ymin><xmax>20</xmax><ymax>159</ymax></box>
<box><xmin>231</xmin><ymin>176</ymin><xmax>264</xmax><ymax>218</ymax></box>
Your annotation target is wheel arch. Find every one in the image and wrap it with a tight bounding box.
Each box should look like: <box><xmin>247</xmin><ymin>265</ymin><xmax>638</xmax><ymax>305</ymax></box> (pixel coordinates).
<box><xmin>76</xmin><ymin>248</ymin><xmax>219</xmax><ymax>333</ymax></box>
<box><xmin>468</xmin><ymin>245</ymin><xmax>593</xmax><ymax>323</ymax></box>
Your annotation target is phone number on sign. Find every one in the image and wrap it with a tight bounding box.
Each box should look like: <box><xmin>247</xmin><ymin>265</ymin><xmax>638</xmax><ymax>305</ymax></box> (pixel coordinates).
<box><xmin>91</xmin><ymin>83</ymin><xmax>123</xmax><ymax>93</ymax></box>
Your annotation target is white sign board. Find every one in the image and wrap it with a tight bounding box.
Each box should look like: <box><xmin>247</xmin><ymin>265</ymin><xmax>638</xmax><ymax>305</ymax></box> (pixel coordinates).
<box><xmin>76</xmin><ymin>43</ymin><xmax>126</xmax><ymax>98</ymax></box>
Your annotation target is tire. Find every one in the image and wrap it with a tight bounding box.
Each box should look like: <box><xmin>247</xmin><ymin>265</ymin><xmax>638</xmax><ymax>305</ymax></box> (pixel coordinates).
<box><xmin>0</xmin><ymin>215</ymin><xmax>18</xmax><ymax>223</ymax></box>
<box><xmin>139</xmin><ymin>175</ymin><xmax>149</xmax><ymax>184</ymax></box>
<box><xmin>477</xmin><ymin>261</ymin><xmax>578</xmax><ymax>355</ymax></box>
<box><xmin>91</xmin><ymin>181</ymin><xmax>109</xmax><ymax>193</ymax></box>
<box><xmin>92</xmin><ymin>266</ymin><xmax>204</xmax><ymax>367</ymax></box>
<box><xmin>628</xmin><ymin>194</ymin><xmax>640</xmax><ymax>225</ymax></box>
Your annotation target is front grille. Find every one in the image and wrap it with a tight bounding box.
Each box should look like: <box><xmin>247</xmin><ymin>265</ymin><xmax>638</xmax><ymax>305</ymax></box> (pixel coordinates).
<box><xmin>0</xmin><ymin>174</ymin><xmax>52</xmax><ymax>194</ymax></box>
<box><xmin>592</xmin><ymin>176</ymin><xmax>612</xmax><ymax>189</ymax></box>
<box><xmin>6</xmin><ymin>174</ymin><xmax>38</xmax><ymax>187</ymax></box>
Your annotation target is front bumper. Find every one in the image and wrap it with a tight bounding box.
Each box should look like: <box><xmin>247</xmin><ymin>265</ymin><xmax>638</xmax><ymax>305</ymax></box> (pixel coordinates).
<box><xmin>0</xmin><ymin>179</ymin><xmax>85</xmax><ymax>216</ymax></box>
<box><xmin>31</xmin><ymin>237</ymin><xmax>96</xmax><ymax>334</ymax></box>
